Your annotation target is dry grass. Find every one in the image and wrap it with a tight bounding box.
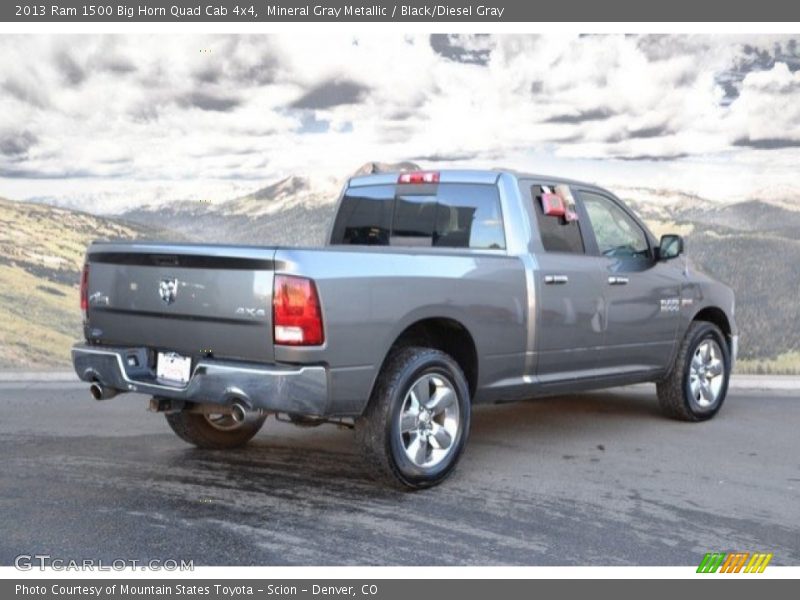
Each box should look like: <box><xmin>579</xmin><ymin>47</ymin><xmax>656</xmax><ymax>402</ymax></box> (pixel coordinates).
<box><xmin>0</xmin><ymin>197</ymin><xmax>149</xmax><ymax>368</ymax></box>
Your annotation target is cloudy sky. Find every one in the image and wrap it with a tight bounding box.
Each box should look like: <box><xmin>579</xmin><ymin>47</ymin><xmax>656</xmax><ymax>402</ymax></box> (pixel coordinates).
<box><xmin>1</xmin><ymin>34</ymin><xmax>799</xmax><ymax>213</ymax></box>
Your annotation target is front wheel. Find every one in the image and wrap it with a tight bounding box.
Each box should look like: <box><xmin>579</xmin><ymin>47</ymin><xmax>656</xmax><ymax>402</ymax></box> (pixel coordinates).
<box><xmin>657</xmin><ymin>321</ymin><xmax>731</xmax><ymax>421</ymax></box>
<box><xmin>355</xmin><ymin>347</ymin><xmax>471</xmax><ymax>490</ymax></box>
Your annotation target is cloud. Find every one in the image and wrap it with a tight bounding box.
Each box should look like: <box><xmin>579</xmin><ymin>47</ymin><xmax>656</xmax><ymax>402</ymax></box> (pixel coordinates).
<box><xmin>544</xmin><ymin>108</ymin><xmax>615</xmax><ymax>124</ymax></box>
<box><xmin>289</xmin><ymin>79</ymin><xmax>369</xmax><ymax>109</ymax></box>
<box><xmin>726</xmin><ymin>62</ymin><xmax>800</xmax><ymax>144</ymax></box>
<box><xmin>613</xmin><ymin>153</ymin><xmax>689</xmax><ymax>162</ymax></box>
<box><xmin>714</xmin><ymin>38</ymin><xmax>800</xmax><ymax>104</ymax></box>
<box><xmin>55</xmin><ymin>52</ymin><xmax>87</xmax><ymax>86</ymax></box>
<box><xmin>3</xmin><ymin>75</ymin><xmax>49</xmax><ymax>108</ymax></box>
<box><xmin>733</xmin><ymin>137</ymin><xmax>800</xmax><ymax>149</ymax></box>
<box><xmin>412</xmin><ymin>151</ymin><xmax>481</xmax><ymax>162</ymax></box>
<box><xmin>627</xmin><ymin>125</ymin><xmax>671</xmax><ymax>139</ymax></box>
<box><xmin>1</xmin><ymin>34</ymin><xmax>800</xmax><ymax>211</ymax></box>
<box><xmin>0</xmin><ymin>166</ymin><xmax>96</xmax><ymax>179</ymax></box>
<box><xmin>430</xmin><ymin>34</ymin><xmax>493</xmax><ymax>66</ymax></box>
<box><xmin>0</xmin><ymin>130</ymin><xmax>37</xmax><ymax>157</ymax></box>
<box><xmin>180</xmin><ymin>91</ymin><xmax>241</xmax><ymax>112</ymax></box>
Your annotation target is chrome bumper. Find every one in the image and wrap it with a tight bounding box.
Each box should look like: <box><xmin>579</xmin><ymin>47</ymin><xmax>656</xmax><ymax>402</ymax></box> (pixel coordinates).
<box><xmin>71</xmin><ymin>343</ymin><xmax>329</xmax><ymax>416</ymax></box>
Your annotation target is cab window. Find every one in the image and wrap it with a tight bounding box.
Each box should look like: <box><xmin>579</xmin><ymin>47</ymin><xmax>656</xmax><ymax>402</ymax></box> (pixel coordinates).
<box><xmin>531</xmin><ymin>185</ymin><xmax>585</xmax><ymax>254</ymax></box>
<box><xmin>580</xmin><ymin>192</ymin><xmax>650</xmax><ymax>259</ymax></box>
<box><xmin>331</xmin><ymin>183</ymin><xmax>505</xmax><ymax>250</ymax></box>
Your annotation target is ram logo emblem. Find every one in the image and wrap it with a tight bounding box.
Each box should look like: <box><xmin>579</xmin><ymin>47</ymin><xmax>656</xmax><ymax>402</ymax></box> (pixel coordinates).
<box><xmin>159</xmin><ymin>278</ymin><xmax>178</xmax><ymax>305</ymax></box>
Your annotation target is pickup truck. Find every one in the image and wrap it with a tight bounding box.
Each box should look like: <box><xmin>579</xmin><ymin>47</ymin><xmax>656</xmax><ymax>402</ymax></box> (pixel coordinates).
<box><xmin>72</xmin><ymin>169</ymin><xmax>737</xmax><ymax>489</ymax></box>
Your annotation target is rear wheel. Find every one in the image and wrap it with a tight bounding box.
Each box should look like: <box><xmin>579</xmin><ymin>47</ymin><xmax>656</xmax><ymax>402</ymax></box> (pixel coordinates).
<box><xmin>165</xmin><ymin>407</ymin><xmax>266</xmax><ymax>449</ymax></box>
<box><xmin>355</xmin><ymin>347</ymin><xmax>471</xmax><ymax>490</ymax></box>
<box><xmin>657</xmin><ymin>321</ymin><xmax>731</xmax><ymax>421</ymax></box>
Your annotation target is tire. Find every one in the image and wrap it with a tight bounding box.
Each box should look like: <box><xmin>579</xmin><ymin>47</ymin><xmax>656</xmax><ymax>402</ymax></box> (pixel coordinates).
<box><xmin>657</xmin><ymin>321</ymin><xmax>731</xmax><ymax>422</ymax></box>
<box><xmin>355</xmin><ymin>346</ymin><xmax>471</xmax><ymax>490</ymax></box>
<box><xmin>165</xmin><ymin>407</ymin><xmax>267</xmax><ymax>449</ymax></box>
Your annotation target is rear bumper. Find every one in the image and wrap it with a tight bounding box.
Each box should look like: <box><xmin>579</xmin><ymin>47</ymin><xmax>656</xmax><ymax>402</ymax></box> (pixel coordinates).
<box><xmin>71</xmin><ymin>343</ymin><xmax>329</xmax><ymax>416</ymax></box>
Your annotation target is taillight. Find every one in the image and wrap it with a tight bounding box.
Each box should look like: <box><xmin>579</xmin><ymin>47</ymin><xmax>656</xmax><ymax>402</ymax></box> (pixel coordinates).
<box><xmin>80</xmin><ymin>263</ymin><xmax>89</xmax><ymax>316</ymax></box>
<box><xmin>398</xmin><ymin>171</ymin><xmax>440</xmax><ymax>184</ymax></box>
<box><xmin>273</xmin><ymin>275</ymin><xmax>324</xmax><ymax>346</ymax></box>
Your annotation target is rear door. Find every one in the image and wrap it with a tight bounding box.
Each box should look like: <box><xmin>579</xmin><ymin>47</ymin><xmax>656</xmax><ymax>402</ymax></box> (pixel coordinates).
<box><xmin>576</xmin><ymin>189</ymin><xmax>680</xmax><ymax>371</ymax></box>
<box><xmin>527</xmin><ymin>183</ymin><xmax>609</xmax><ymax>382</ymax></box>
<box><xmin>85</xmin><ymin>243</ymin><xmax>276</xmax><ymax>363</ymax></box>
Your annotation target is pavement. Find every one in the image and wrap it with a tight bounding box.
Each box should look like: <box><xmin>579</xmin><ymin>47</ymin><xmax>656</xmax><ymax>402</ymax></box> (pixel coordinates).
<box><xmin>0</xmin><ymin>381</ymin><xmax>798</xmax><ymax>566</ymax></box>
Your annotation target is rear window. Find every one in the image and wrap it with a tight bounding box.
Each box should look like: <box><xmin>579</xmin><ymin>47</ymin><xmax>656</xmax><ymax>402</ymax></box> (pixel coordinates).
<box><xmin>331</xmin><ymin>183</ymin><xmax>506</xmax><ymax>250</ymax></box>
<box><xmin>329</xmin><ymin>184</ymin><xmax>394</xmax><ymax>245</ymax></box>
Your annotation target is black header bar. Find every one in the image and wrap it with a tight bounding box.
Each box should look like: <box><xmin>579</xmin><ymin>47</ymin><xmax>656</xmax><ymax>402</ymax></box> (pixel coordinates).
<box><xmin>4</xmin><ymin>0</ymin><xmax>800</xmax><ymax>22</ymax></box>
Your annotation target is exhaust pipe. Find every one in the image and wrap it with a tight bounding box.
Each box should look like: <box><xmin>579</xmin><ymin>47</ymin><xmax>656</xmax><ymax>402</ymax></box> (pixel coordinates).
<box><xmin>230</xmin><ymin>400</ymin><xmax>259</xmax><ymax>424</ymax></box>
<box><xmin>89</xmin><ymin>382</ymin><xmax>118</xmax><ymax>401</ymax></box>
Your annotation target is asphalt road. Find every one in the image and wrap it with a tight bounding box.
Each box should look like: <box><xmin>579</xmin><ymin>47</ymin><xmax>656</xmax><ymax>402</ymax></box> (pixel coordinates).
<box><xmin>0</xmin><ymin>381</ymin><xmax>798</xmax><ymax>566</ymax></box>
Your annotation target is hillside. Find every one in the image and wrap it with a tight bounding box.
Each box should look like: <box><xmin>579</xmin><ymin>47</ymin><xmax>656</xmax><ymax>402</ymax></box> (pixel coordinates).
<box><xmin>683</xmin><ymin>230</ymin><xmax>800</xmax><ymax>361</ymax></box>
<box><xmin>122</xmin><ymin>176</ymin><xmax>340</xmax><ymax>246</ymax></box>
<box><xmin>0</xmin><ymin>197</ymin><xmax>172</xmax><ymax>368</ymax></box>
<box><xmin>678</xmin><ymin>199</ymin><xmax>800</xmax><ymax>239</ymax></box>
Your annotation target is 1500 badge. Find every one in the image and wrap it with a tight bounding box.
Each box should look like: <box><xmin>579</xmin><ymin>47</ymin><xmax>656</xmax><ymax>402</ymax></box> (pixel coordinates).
<box><xmin>660</xmin><ymin>298</ymin><xmax>680</xmax><ymax>312</ymax></box>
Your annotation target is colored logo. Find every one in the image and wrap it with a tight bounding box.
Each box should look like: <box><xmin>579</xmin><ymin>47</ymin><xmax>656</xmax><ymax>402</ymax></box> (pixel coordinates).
<box><xmin>697</xmin><ymin>552</ymin><xmax>773</xmax><ymax>573</ymax></box>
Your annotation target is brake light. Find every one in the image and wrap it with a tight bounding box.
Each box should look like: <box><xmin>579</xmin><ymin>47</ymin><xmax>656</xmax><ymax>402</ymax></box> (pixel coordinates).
<box><xmin>398</xmin><ymin>171</ymin><xmax>440</xmax><ymax>184</ymax></box>
<box><xmin>273</xmin><ymin>275</ymin><xmax>324</xmax><ymax>346</ymax></box>
<box><xmin>80</xmin><ymin>263</ymin><xmax>89</xmax><ymax>315</ymax></box>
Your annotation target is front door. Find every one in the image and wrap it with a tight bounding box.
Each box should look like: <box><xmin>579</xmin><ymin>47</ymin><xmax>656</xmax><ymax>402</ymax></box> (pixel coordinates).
<box><xmin>577</xmin><ymin>190</ymin><xmax>681</xmax><ymax>372</ymax></box>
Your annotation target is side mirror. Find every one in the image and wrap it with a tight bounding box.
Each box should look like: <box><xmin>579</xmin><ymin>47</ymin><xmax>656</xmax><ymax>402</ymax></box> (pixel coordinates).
<box><xmin>658</xmin><ymin>234</ymin><xmax>683</xmax><ymax>260</ymax></box>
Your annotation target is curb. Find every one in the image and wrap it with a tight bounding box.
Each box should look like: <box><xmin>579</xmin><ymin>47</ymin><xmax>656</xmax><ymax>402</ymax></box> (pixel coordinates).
<box><xmin>0</xmin><ymin>371</ymin><xmax>78</xmax><ymax>382</ymax></box>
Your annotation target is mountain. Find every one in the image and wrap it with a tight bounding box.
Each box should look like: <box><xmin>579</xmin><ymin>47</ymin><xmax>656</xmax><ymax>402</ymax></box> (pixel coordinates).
<box><xmin>677</xmin><ymin>199</ymin><xmax>800</xmax><ymax>238</ymax></box>
<box><xmin>0</xmin><ymin>197</ymin><xmax>174</xmax><ymax>368</ymax></box>
<box><xmin>121</xmin><ymin>162</ymin><xmax>421</xmax><ymax>247</ymax></box>
<box><xmin>122</xmin><ymin>175</ymin><xmax>339</xmax><ymax>246</ymax></box>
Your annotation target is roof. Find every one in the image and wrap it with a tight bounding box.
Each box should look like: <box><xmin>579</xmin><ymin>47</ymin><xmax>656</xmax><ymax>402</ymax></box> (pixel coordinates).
<box><xmin>348</xmin><ymin>168</ymin><xmax>600</xmax><ymax>190</ymax></box>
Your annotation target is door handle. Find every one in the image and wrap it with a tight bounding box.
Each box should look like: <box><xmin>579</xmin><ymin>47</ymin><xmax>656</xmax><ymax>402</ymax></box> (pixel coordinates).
<box><xmin>544</xmin><ymin>275</ymin><xmax>569</xmax><ymax>285</ymax></box>
<box><xmin>608</xmin><ymin>276</ymin><xmax>629</xmax><ymax>285</ymax></box>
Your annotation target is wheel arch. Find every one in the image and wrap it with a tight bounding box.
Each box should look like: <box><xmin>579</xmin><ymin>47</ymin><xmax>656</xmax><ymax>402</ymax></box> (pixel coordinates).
<box><xmin>372</xmin><ymin>316</ymin><xmax>479</xmax><ymax>401</ymax></box>
<box><xmin>691</xmin><ymin>306</ymin><xmax>733</xmax><ymax>352</ymax></box>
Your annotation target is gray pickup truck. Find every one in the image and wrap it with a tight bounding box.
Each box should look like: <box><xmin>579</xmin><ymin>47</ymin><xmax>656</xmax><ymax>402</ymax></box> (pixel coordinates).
<box><xmin>73</xmin><ymin>169</ymin><xmax>737</xmax><ymax>489</ymax></box>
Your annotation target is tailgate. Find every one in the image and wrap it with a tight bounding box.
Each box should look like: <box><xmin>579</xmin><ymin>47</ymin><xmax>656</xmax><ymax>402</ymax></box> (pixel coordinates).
<box><xmin>84</xmin><ymin>243</ymin><xmax>277</xmax><ymax>363</ymax></box>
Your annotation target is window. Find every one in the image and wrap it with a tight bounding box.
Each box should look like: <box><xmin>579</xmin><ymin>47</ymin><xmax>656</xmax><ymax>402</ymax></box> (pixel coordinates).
<box><xmin>580</xmin><ymin>192</ymin><xmax>650</xmax><ymax>259</ymax></box>
<box><xmin>330</xmin><ymin>185</ymin><xmax>394</xmax><ymax>245</ymax></box>
<box><xmin>433</xmin><ymin>184</ymin><xmax>505</xmax><ymax>250</ymax></box>
<box><xmin>532</xmin><ymin>185</ymin><xmax>585</xmax><ymax>254</ymax></box>
<box><xmin>330</xmin><ymin>183</ymin><xmax>506</xmax><ymax>250</ymax></box>
<box><xmin>391</xmin><ymin>195</ymin><xmax>437</xmax><ymax>246</ymax></box>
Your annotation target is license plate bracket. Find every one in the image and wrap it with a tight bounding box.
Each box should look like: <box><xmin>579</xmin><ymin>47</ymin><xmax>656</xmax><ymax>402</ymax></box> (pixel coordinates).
<box><xmin>156</xmin><ymin>351</ymin><xmax>192</xmax><ymax>385</ymax></box>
